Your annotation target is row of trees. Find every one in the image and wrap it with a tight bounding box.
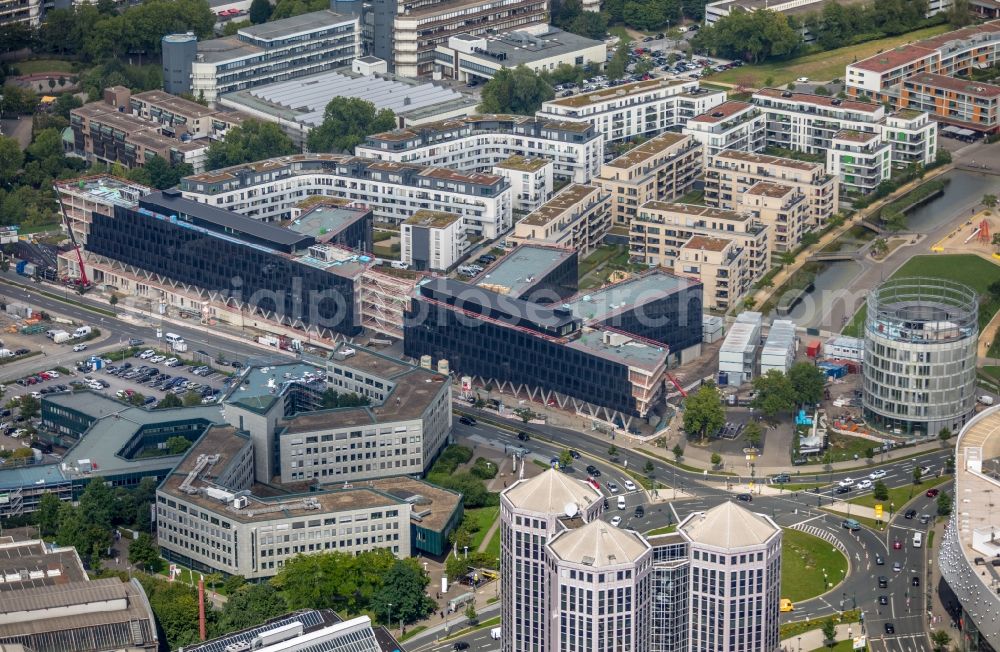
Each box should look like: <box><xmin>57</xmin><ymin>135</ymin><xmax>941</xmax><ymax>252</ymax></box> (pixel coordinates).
<box><xmin>690</xmin><ymin>8</ymin><xmax>800</xmax><ymax>63</ymax></box>
<box><xmin>802</xmin><ymin>0</ymin><xmax>931</xmax><ymax>51</ymax></box>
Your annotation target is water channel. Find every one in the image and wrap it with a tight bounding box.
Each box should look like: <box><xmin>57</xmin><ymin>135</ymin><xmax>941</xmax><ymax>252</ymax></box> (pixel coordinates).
<box><xmin>770</xmin><ymin>170</ymin><xmax>1000</xmax><ymax>329</ymax></box>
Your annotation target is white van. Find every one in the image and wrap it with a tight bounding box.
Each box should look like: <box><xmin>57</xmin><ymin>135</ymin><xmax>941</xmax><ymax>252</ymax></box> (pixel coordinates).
<box><xmin>164</xmin><ymin>332</ymin><xmax>183</xmax><ymax>345</ymax></box>
<box><xmin>913</xmin><ymin>532</ymin><xmax>923</xmax><ymax>548</ymax></box>
<box><xmin>617</xmin><ymin>496</ymin><xmax>626</xmax><ymax>510</ymax></box>
<box><xmin>490</xmin><ymin>627</ymin><xmax>501</xmax><ymax>640</ymax></box>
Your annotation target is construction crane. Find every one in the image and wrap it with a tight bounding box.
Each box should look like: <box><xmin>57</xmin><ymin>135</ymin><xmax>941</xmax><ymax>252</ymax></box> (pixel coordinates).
<box><xmin>54</xmin><ymin>188</ymin><xmax>90</xmax><ymax>291</ymax></box>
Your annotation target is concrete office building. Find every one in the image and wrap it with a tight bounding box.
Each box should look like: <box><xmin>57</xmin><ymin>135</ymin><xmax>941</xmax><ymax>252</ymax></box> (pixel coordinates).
<box><xmin>217</xmin><ymin>69</ymin><xmax>478</xmax><ymax>146</ymax></box>
<box><xmin>493</xmin><ymin>156</ymin><xmax>554</xmax><ymax>213</ymax></box>
<box><xmin>400</xmin><ymin>210</ymin><xmax>467</xmax><ymax>271</ymax></box>
<box><xmin>629</xmin><ymin>202</ymin><xmax>772</xmax><ymax>282</ymax></box>
<box><xmin>760</xmin><ymin>319</ymin><xmax>797</xmax><ymax>375</ymax></box>
<box><xmin>547</xmin><ymin>520</ymin><xmax>654</xmax><ymax>652</ymax></box>
<box><xmin>674</xmin><ymin>235</ymin><xmax>749</xmax><ymax>312</ymax></box>
<box><xmin>826</xmin><ymin>130</ymin><xmax>892</xmax><ymax>197</ymax></box>
<box><xmin>499</xmin><ymin>469</ymin><xmax>605</xmax><ymax>652</ymax></box>
<box><xmin>180</xmin><ymin>154</ymin><xmax>512</xmax><ymax>237</ymax></box>
<box><xmin>509</xmin><ymin>184</ymin><xmax>611</xmax><ymax>255</ymax></box>
<box><xmin>368</xmin><ymin>0</ymin><xmax>548</xmax><ymax>77</ymax></box>
<box><xmin>358</xmin><ymin>115</ymin><xmax>604</xmax><ymax>185</ymax></box>
<box><xmin>752</xmin><ymin>88</ymin><xmax>937</xmax><ymax>168</ymax></box>
<box><xmin>596</xmin><ymin>132</ymin><xmax>702</xmax><ymax>228</ymax></box>
<box><xmin>0</xmin><ymin>538</ymin><xmax>159</xmax><ymax>652</ymax></box>
<box><xmin>939</xmin><ymin>406</ymin><xmax>1000</xmax><ymax>651</ymax></box>
<box><xmin>719</xmin><ymin>312</ymin><xmax>763</xmax><ymax>385</ymax></box>
<box><xmin>537</xmin><ymin>78</ymin><xmax>726</xmax><ymax>144</ymax></box>
<box><xmin>862</xmin><ymin>277</ymin><xmax>978</xmax><ymax>436</ymax></box>
<box><xmin>163</xmin><ymin>11</ymin><xmax>360</xmax><ymax>105</ymax></box>
<box><xmin>435</xmin><ymin>27</ymin><xmax>606</xmax><ymax>83</ymax></box>
<box><xmin>683</xmin><ymin>101</ymin><xmax>766</xmax><ymax>161</ymax></box>
<box><xmin>704</xmin><ymin>150</ymin><xmax>839</xmax><ymax>229</ymax></box>
<box><xmin>183</xmin><ymin>610</ymin><xmax>391</xmax><ymax>652</ymax></box>
<box><xmin>474</xmin><ymin>244</ymin><xmax>579</xmax><ymax>303</ymax></box>
<box><xmin>679</xmin><ymin>502</ymin><xmax>782</xmax><ymax>652</ymax></box>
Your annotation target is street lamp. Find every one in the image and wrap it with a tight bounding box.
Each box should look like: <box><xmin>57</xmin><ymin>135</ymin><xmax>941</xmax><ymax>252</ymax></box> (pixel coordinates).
<box><xmin>388</xmin><ymin>603</ymin><xmax>393</xmax><ymax>630</ymax></box>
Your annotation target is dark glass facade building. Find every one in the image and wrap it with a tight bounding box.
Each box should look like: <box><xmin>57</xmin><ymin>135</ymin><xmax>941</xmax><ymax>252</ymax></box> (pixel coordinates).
<box><xmin>86</xmin><ymin>190</ymin><xmax>363</xmax><ymax>337</ymax></box>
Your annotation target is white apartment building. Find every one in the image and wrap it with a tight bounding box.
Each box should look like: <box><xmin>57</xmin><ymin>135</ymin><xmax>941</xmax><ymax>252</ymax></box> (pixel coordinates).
<box><xmin>547</xmin><ymin>520</ymin><xmax>654</xmax><ymax>652</ymax></box>
<box><xmin>675</xmin><ymin>235</ymin><xmax>750</xmax><ymax>312</ymax></box>
<box><xmin>179</xmin><ymin>154</ymin><xmax>512</xmax><ymax>238</ymax></box>
<box><xmin>510</xmin><ymin>184</ymin><xmax>611</xmax><ymax>255</ymax></box>
<box><xmin>680</xmin><ymin>502</ymin><xmax>782</xmax><ymax>652</ymax></box>
<box><xmin>752</xmin><ymin>88</ymin><xmax>937</xmax><ymax>169</ymax></box>
<box><xmin>537</xmin><ymin>78</ymin><xmax>726</xmax><ymax>144</ymax></box>
<box><xmin>630</xmin><ymin>202</ymin><xmax>771</xmax><ymax>282</ymax></box>
<box><xmin>163</xmin><ymin>11</ymin><xmax>360</xmax><ymax>105</ymax></box>
<box><xmin>493</xmin><ymin>156</ymin><xmax>554</xmax><ymax>213</ymax></box>
<box><xmin>401</xmin><ymin>210</ymin><xmax>467</xmax><ymax>271</ymax></box>
<box><xmin>500</xmin><ymin>469</ymin><xmax>605</xmax><ymax>652</ymax></box>
<box><xmin>683</xmin><ymin>100</ymin><xmax>766</xmax><ymax>161</ymax></box>
<box><xmin>356</xmin><ymin>115</ymin><xmax>604</xmax><ymax>184</ymax></box>
<box><xmin>826</xmin><ymin>130</ymin><xmax>892</xmax><ymax>197</ymax></box>
<box><xmin>739</xmin><ymin>181</ymin><xmax>810</xmax><ymax>253</ymax></box>
<box><xmin>705</xmin><ymin>150</ymin><xmax>839</xmax><ymax>227</ymax></box>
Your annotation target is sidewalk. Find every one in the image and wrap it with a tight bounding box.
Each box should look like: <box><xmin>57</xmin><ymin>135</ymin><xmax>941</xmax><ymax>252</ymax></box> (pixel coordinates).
<box><xmin>782</xmin><ymin>623</ymin><xmax>858</xmax><ymax>651</ymax></box>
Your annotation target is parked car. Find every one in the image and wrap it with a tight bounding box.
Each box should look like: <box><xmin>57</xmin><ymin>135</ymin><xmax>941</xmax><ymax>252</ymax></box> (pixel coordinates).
<box><xmin>72</xmin><ymin>343</ymin><xmax>87</xmax><ymax>352</ymax></box>
<box><xmin>610</xmin><ymin>515</ymin><xmax>622</xmax><ymax>527</ymax></box>
<box><xmin>926</xmin><ymin>488</ymin><xmax>940</xmax><ymax>498</ymax></box>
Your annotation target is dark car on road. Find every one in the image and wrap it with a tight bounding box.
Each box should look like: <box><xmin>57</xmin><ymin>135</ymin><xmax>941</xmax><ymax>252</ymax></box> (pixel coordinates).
<box><xmin>459</xmin><ymin>416</ymin><xmax>476</xmax><ymax>426</ymax></box>
<box><xmin>634</xmin><ymin>505</ymin><xmax>644</xmax><ymax>518</ymax></box>
<box><xmin>454</xmin><ymin>643</ymin><xmax>470</xmax><ymax>651</ymax></box>
<box><xmin>904</xmin><ymin>509</ymin><xmax>917</xmax><ymax>519</ymax></box>
<box><xmin>878</xmin><ymin>576</ymin><xmax>888</xmax><ymax>588</ymax></box>
<box><xmin>737</xmin><ymin>493</ymin><xmax>753</xmax><ymax>502</ymax></box>
<box><xmin>884</xmin><ymin>623</ymin><xmax>895</xmax><ymax>634</ymax></box>
<box><xmin>912</xmin><ymin>576</ymin><xmax>920</xmax><ymax>587</ymax></box>
<box><xmin>835</xmin><ymin>486</ymin><xmax>851</xmax><ymax>494</ymax></box>
<box><xmin>569</xmin><ymin>449</ymin><xmax>581</xmax><ymax>459</ymax></box>
<box><xmin>586</xmin><ymin>465</ymin><xmax>601</xmax><ymax>477</ymax></box>
<box><xmin>926</xmin><ymin>488</ymin><xmax>940</xmax><ymax>498</ymax></box>
<box><xmin>875</xmin><ymin>554</ymin><xmax>884</xmax><ymax>565</ymax></box>
<box><xmin>879</xmin><ymin>595</ymin><xmax>889</xmax><ymax>605</ymax></box>
<box><xmin>517</xmin><ymin>431</ymin><xmax>530</xmax><ymax>441</ymax></box>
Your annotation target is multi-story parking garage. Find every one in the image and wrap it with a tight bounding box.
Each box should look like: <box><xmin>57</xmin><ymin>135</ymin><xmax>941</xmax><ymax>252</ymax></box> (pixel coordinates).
<box><xmin>862</xmin><ymin>277</ymin><xmax>978</xmax><ymax>437</ymax></box>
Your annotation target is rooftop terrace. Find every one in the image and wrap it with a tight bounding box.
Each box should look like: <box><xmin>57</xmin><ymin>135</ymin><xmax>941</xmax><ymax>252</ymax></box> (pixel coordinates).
<box><xmin>520</xmin><ymin>184</ymin><xmax>600</xmax><ymax>226</ymax></box>
<box><xmin>475</xmin><ymin>245</ymin><xmax>575</xmax><ymax>298</ymax></box>
<box><xmin>562</xmin><ymin>270</ymin><xmax>698</xmax><ymax>323</ymax></box>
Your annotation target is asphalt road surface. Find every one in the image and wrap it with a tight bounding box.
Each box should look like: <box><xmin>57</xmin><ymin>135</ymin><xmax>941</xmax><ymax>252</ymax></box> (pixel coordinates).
<box><xmin>407</xmin><ymin>412</ymin><xmax>951</xmax><ymax>651</ymax></box>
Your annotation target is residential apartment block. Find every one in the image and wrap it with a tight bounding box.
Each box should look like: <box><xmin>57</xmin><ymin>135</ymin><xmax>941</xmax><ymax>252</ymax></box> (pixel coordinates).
<box><xmin>739</xmin><ymin>181</ymin><xmax>810</xmax><ymax>253</ymax></box>
<box><xmin>536</xmin><ymin>78</ymin><xmax>726</xmax><ymax>144</ymax></box>
<box><xmin>179</xmin><ymin>154</ymin><xmax>512</xmax><ymax>237</ymax></box>
<box><xmin>492</xmin><ymin>156</ymin><xmax>553</xmax><ymax>213</ymax></box>
<box><xmin>826</xmin><ymin>130</ymin><xmax>892</xmax><ymax>197</ymax></box>
<box><xmin>846</xmin><ymin>20</ymin><xmax>1000</xmax><ymax>131</ymax></box>
<box><xmin>629</xmin><ymin>202</ymin><xmax>771</xmax><ymax>282</ymax></box>
<box><xmin>752</xmin><ymin>88</ymin><xmax>936</xmax><ymax>171</ymax></box>
<box><xmin>683</xmin><ymin>100</ymin><xmax>766</xmax><ymax>161</ymax></box>
<box><xmin>69</xmin><ymin>87</ymin><xmax>243</xmax><ymax>172</ymax></box>
<box><xmin>0</xmin><ymin>0</ymin><xmax>39</xmax><ymax>27</ymax></box>
<box><xmin>401</xmin><ymin>210</ymin><xmax>467</xmax><ymax>271</ymax></box>
<box><xmin>368</xmin><ymin>0</ymin><xmax>548</xmax><ymax>77</ymax></box>
<box><xmin>356</xmin><ymin>115</ymin><xmax>604</xmax><ymax>184</ymax></box>
<box><xmin>596</xmin><ymin>132</ymin><xmax>702</xmax><ymax>228</ymax></box>
<box><xmin>675</xmin><ymin>235</ymin><xmax>749</xmax><ymax>312</ymax></box>
<box><xmin>704</xmin><ymin>150</ymin><xmax>839</xmax><ymax>228</ymax></box>
<box><xmin>509</xmin><ymin>184</ymin><xmax>611</xmax><ymax>255</ymax></box>
<box><xmin>162</xmin><ymin>11</ymin><xmax>360</xmax><ymax>104</ymax></box>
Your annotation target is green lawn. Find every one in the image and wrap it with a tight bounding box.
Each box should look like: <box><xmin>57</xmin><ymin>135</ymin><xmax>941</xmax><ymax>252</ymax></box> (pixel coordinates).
<box><xmin>796</xmin><ymin>433</ymin><xmax>880</xmax><ymax>466</ymax></box>
<box><xmin>781</xmin><ymin>611</ymin><xmax>860</xmax><ymax>640</ymax></box>
<box><xmin>781</xmin><ymin>528</ymin><xmax>848</xmax><ymax>602</ymax></box>
<box><xmin>843</xmin><ymin>254</ymin><xmax>1000</xmax><ymax>336</ymax></box>
<box><xmin>646</xmin><ymin>524</ymin><xmax>677</xmax><ymax>536</ymax></box>
<box><xmin>810</xmin><ymin>640</ymin><xmax>864</xmax><ymax>652</ymax></box>
<box><xmin>14</xmin><ymin>59</ymin><xmax>74</xmax><ymax>75</ymax></box>
<box><xmin>464</xmin><ymin>507</ymin><xmax>499</xmax><ymax>551</ymax></box>
<box><xmin>707</xmin><ymin>24</ymin><xmax>952</xmax><ymax>87</ymax></box>
<box><xmin>848</xmin><ymin>474</ymin><xmax>950</xmax><ymax>510</ymax></box>
<box><xmin>483</xmin><ymin>525</ymin><xmax>501</xmax><ymax>561</ymax></box>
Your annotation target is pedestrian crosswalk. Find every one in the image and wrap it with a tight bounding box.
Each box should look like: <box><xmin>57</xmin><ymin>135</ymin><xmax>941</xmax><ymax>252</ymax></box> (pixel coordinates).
<box><xmin>791</xmin><ymin>523</ymin><xmax>849</xmax><ymax>556</ymax></box>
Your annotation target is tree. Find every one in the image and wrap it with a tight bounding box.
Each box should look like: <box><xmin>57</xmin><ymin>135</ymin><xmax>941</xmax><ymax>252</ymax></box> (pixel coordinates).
<box><xmin>213</xmin><ymin>584</ymin><xmax>288</xmax><ymax>635</ymax></box>
<box><xmin>128</xmin><ymin>392</ymin><xmax>146</xmax><ymax>407</ymax></box>
<box><xmin>205</xmin><ymin>119</ymin><xmax>296</xmax><ymax>171</ymax></box>
<box><xmin>606</xmin><ymin>39</ymin><xmax>631</xmax><ymax>80</ymax></box>
<box><xmin>156</xmin><ymin>393</ymin><xmax>183</xmax><ymax>409</ymax></box>
<box><xmin>993</xmin><ymin>233</ymin><xmax>1000</xmax><ymax>252</ymax></box>
<box><xmin>814</xmin><ymin>85</ymin><xmax>830</xmax><ymax>96</ymax></box>
<box><xmin>873</xmin><ymin>480</ymin><xmax>889</xmax><ymax>501</ymax></box>
<box><xmin>913</xmin><ymin>466</ymin><xmax>923</xmax><ymax>484</ymax></box>
<box><xmin>18</xmin><ymin>394</ymin><xmax>40</xmax><ymax>420</ymax></box>
<box><xmin>370</xmin><ymin>559</ymin><xmax>435</xmax><ymax>625</ymax></box>
<box><xmin>821</xmin><ymin>618</ymin><xmax>837</xmax><ymax>647</ymax></box>
<box><xmin>938</xmin><ymin>427</ymin><xmax>952</xmax><ymax>443</ymax></box>
<box><xmin>643</xmin><ymin>460</ymin><xmax>655</xmax><ymax>477</ymax></box>
<box><xmin>128</xmin><ymin>532</ymin><xmax>162</xmax><ymax>571</ymax></box>
<box><xmin>948</xmin><ymin>0</ymin><xmax>972</xmax><ymax>27</ymax></box>
<box><xmin>142</xmin><ymin>155</ymin><xmax>192</xmax><ymax>190</ymax></box>
<box><xmin>872</xmin><ymin>237</ymin><xmax>889</xmax><ymax>257</ymax></box>
<box><xmin>165</xmin><ymin>436</ymin><xmax>192</xmax><ymax>455</ymax></box>
<box><xmin>479</xmin><ymin>65</ymin><xmax>555</xmax><ymax>115</ymax></box>
<box><xmin>608</xmin><ymin>444</ymin><xmax>619</xmax><ymax>458</ymax></box>
<box><xmin>0</xmin><ymin>135</ymin><xmax>24</xmax><ymax>186</ymax></box>
<box><xmin>558</xmin><ymin>449</ymin><xmax>574</xmax><ymax>469</ymax></box>
<box><xmin>693</xmin><ymin>8</ymin><xmax>801</xmax><ymax>63</ymax></box>
<box><xmin>567</xmin><ymin>11</ymin><xmax>608</xmax><ymax>39</ymax></box>
<box><xmin>672</xmin><ymin>444</ymin><xmax>684</xmax><ymax>461</ymax></box>
<box><xmin>743</xmin><ymin>421</ymin><xmax>762</xmax><ymax>449</ymax></box>
<box><xmin>464</xmin><ymin>602</ymin><xmax>478</xmax><ymax>624</ymax></box>
<box><xmin>249</xmin><ymin>0</ymin><xmax>272</xmax><ymax>23</ymax></box>
<box><xmin>683</xmin><ymin>383</ymin><xmax>725</xmax><ymax>442</ymax></box>
<box><xmin>865</xmin><ymin>446</ymin><xmax>875</xmax><ymax>463</ymax></box>
<box><xmin>788</xmin><ymin>362</ymin><xmax>826</xmax><ymax>406</ymax></box>
<box><xmin>985</xmin><ymin>194</ymin><xmax>998</xmax><ymax>210</ymax></box>
<box><xmin>751</xmin><ymin>370</ymin><xmax>796</xmax><ymax>419</ymax></box>
<box><xmin>306</xmin><ymin>97</ymin><xmax>396</xmax><ymax>153</ymax></box>
<box><xmin>1</xmin><ymin>85</ymin><xmax>37</xmax><ymax>117</ymax></box>
<box><xmin>931</xmin><ymin>630</ymin><xmax>951</xmax><ymax>652</ymax></box>
<box><xmin>37</xmin><ymin>491</ymin><xmax>62</xmax><ymax>537</ymax></box>
<box><xmin>710</xmin><ymin>452</ymin><xmax>722</xmax><ymax>468</ymax></box>
<box><xmin>182</xmin><ymin>391</ymin><xmax>202</xmax><ymax>407</ymax></box>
